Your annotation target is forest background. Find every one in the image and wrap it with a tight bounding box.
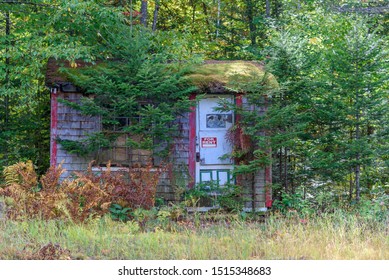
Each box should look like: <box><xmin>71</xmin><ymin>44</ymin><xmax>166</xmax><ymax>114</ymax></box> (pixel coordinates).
<box><xmin>0</xmin><ymin>0</ymin><xmax>388</xmax><ymax>216</ymax></box>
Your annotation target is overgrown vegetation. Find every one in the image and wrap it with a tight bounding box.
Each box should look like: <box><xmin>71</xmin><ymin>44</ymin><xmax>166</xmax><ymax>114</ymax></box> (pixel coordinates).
<box><xmin>0</xmin><ymin>160</ymin><xmax>387</xmax><ymax>260</ymax></box>
<box><xmin>57</xmin><ymin>36</ymin><xmax>198</xmax><ymax>158</ymax></box>
<box><xmin>216</xmin><ymin>12</ymin><xmax>388</xmax><ymax>208</ymax></box>
<box><xmin>0</xmin><ymin>210</ymin><xmax>387</xmax><ymax>260</ymax></box>
<box><xmin>0</xmin><ymin>0</ymin><xmax>388</xmax><ymax>260</ymax></box>
<box><xmin>1</xmin><ymin>1</ymin><xmax>387</xmax><ymax>201</ymax></box>
<box><xmin>0</xmin><ymin>161</ymin><xmax>162</xmax><ymax>222</ymax></box>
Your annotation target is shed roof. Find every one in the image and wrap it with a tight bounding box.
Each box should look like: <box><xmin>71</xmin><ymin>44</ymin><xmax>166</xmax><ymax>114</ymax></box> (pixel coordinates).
<box><xmin>187</xmin><ymin>60</ymin><xmax>278</xmax><ymax>93</ymax></box>
<box><xmin>46</xmin><ymin>59</ymin><xmax>278</xmax><ymax>92</ymax></box>
<box><xmin>46</xmin><ymin>58</ymin><xmax>95</xmax><ymax>87</ymax></box>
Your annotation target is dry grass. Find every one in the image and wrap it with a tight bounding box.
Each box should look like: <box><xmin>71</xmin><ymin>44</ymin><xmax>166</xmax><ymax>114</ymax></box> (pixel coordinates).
<box><xmin>0</xmin><ymin>211</ymin><xmax>387</xmax><ymax>260</ymax></box>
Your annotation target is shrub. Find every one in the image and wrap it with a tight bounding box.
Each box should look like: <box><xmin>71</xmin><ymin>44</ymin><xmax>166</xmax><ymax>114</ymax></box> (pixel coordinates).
<box><xmin>182</xmin><ymin>182</ymin><xmax>245</xmax><ymax>212</ymax></box>
<box><xmin>272</xmin><ymin>188</ymin><xmax>314</xmax><ymax>216</ymax></box>
<box><xmin>0</xmin><ymin>161</ymin><xmax>163</xmax><ymax>222</ymax></box>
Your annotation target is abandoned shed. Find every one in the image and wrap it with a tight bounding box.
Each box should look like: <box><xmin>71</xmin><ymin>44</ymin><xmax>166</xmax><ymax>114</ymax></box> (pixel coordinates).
<box><xmin>46</xmin><ymin>59</ymin><xmax>277</xmax><ymax>211</ymax></box>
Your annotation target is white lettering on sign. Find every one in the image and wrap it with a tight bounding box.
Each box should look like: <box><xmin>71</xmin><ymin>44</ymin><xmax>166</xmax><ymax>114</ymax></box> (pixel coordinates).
<box><xmin>201</xmin><ymin>137</ymin><xmax>217</xmax><ymax>148</ymax></box>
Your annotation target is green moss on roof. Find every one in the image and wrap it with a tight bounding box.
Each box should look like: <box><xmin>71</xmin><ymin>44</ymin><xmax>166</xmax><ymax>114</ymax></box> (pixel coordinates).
<box><xmin>47</xmin><ymin>59</ymin><xmax>278</xmax><ymax>93</ymax></box>
<box><xmin>187</xmin><ymin>61</ymin><xmax>278</xmax><ymax>92</ymax></box>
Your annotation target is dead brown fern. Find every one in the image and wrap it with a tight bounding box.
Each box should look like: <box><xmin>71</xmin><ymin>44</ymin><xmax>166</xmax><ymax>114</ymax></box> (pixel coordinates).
<box><xmin>1</xmin><ymin>160</ymin><xmax>164</xmax><ymax>222</ymax></box>
<box><xmin>1</xmin><ymin>161</ymin><xmax>39</xmax><ymax>219</ymax></box>
<box><xmin>112</xmin><ymin>162</ymin><xmax>164</xmax><ymax>210</ymax></box>
<box><xmin>2</xmin><ymin>161</ymin><xmax>37</xmax><ymax>188</ymax></box>
<box><xmin>63</xmin><ymin>175</ymin><xmax>113</xmax><ymax>222</ymax></box>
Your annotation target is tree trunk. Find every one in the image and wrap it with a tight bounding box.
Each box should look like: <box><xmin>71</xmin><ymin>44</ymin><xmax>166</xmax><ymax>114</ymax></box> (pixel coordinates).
<box><xmin>3</xmin><ymin>11</ymin><xmax>11</xmax><ymax>165</ymax></box>
<box><xmin>349</xmin><ymin>170</ymin><xmax>354</xmax><ymax>201</ymax></box>
<box><xmin>251</xmin><ymin>172</ymin><xmax>256</xmax><ymax>211</ymax></box>
<box><xmin>354</xmin><ymin>31</ymin><xmax>361</xmax><ymax>203</ymax></box>
<box><xmin>140</xmin><ymin>0</ymin><xmax>148</xmax><ymax>27</ymax></box>
<box><xmin>152</xmin><ymin>1</ymin><xmax>160</xmax><ymax>31</ymax></box>
<box><xmin>246</xmin><ymin>0</ymin><xmax>256</xmax><ymax>46</ymax></box>
<box><xmin>291</xmin><ymin>155</ymin><xmax>295</xmax><ymax>193</ymax></box>
<box><xmin>216</xmin><ymin>0</ymin><xmax>221</xmax><ymax>38</ymax></box>
<box><xmin>130</xmin><ymin>0</ymin><xmax>133</xmax><ymax>33</ymax></box>
<box><xmin>201</xmin><ymin>2</ymin><xmax>212</xmax><ymax>39</ymax></box>
<box><xmin>266</xmin><ymin>0</ymin><xmax>270</xmax><ymax>17</ymax></box>
<box><xmin>191</xmin><ymin>1</ymin><xmax>196</xmax><ymax>29</ymax></box>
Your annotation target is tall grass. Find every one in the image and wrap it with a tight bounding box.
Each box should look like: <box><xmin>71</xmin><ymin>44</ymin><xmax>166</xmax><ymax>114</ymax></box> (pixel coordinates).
<box><xmin>0</xmin><ymin>211</ymin><xmax>387</xmax><ymax>260</ymax></box>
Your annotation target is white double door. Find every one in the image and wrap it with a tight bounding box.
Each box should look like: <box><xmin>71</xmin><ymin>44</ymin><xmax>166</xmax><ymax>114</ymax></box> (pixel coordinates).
<box><xmin>195</xmin><ymin>95</ymin><xmax>234</xmax><ymax>188</ymax></box>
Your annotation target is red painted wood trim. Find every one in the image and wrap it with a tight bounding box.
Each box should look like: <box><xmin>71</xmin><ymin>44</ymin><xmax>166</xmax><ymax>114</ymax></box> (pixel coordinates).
<box><xmin>235</xmin><ymin>93</ymin><xmax>243</xmax><ymax>120</ymax></box>
<box><xmin>50</xmin><ymin>88</ymin><xmax>58</xmax><ymax>167</ymax></box>
<box><xmin>236</xmin><ymin>94</ymin><xmax>243</xmax><ymax>103</ymax></box>
<box><xmin>188</xmin><ymin>93</ymin><xmax>197</xmax><ymax>188</ymax></box>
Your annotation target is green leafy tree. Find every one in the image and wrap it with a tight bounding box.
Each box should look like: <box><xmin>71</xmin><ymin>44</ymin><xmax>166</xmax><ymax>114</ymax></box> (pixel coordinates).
<box><xmin>314</xmin><ymin>18</ymin><xmax>388</xmax><ymax>202</ymax></box>
<box><xmin>224</xmin><ymin>6</ymin><xmax>388</xmax><ymax>211</ymax></box>
<box><xmin>265</xmin><ymin>9</ymin><xmax>388</xmax><ymax>205</ymax></box>
<box><xmin>0</xmin><ymin>0</ymin><xmax>55</xmax><ymax>173</ymax></box>
<box><xmin>0</xmin><ymin>0</ymin><xmax>158</xmax><ymax>173</ymax></box>
<box><xmin>58</xmin><ymin>26</ymin><xmax>198</xmax><ymax>160</ymax></box>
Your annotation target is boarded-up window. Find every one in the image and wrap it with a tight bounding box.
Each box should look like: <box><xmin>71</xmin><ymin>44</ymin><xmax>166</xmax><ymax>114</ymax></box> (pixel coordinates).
<box><xmin>96</xmin><ymin>111</ymin><xmax>153</xmax><ymax>167</ymax></box>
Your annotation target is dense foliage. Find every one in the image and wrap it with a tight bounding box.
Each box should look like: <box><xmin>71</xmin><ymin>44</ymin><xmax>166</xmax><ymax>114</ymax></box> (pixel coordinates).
<box><xmin>232</xmin><ymin>11</ymin><xmax>388</xmax><ymax>207</ymax></box>
<box><xmin>0</xmin><ymin>0</ymin><xmax>388</xmax><ymax>214</ymax></box>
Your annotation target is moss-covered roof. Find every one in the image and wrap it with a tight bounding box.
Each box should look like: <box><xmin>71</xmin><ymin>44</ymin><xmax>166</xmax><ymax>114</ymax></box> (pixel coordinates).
<box><xmin>46</xmin><ymin>59</ymin><xmax>278</xmax><ymax>93</ymax></box>
<box><xmin>46</xmin><ymin>58</ymin><xmax>96</xmax><ymax>86</ymax></box>
<box><xmin>187</xmin><ymin>60</ymin><xmax>278</xmax><ymax>93</ymax></box>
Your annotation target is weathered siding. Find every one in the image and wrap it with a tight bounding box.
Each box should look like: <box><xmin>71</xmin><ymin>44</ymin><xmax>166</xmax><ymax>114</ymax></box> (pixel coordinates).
<box><xmin>52</xmin><ymin>92</ymin><xmax>190</xmax><ymax>201</ymax></box>
<box><xmin>53</xmin><ymin>92</ymin><xmax>100</xmax><ymax>178</ymax></box>
<box><xmin>239</xmin><ymin>96</ymin><xmax>269</xmax><ymax>210</ymax></box>
<box><xmin>156</xmin><ymin>112</ymin><xmax>191</xmax><ymax>202</ymax></box>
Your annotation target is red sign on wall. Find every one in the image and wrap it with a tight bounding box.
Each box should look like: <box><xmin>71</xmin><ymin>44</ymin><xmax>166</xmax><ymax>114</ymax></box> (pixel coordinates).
<box><xmin>201</xmin><ymin>137</ymin><xmax>217</xmax><ymax>148</ymax></box>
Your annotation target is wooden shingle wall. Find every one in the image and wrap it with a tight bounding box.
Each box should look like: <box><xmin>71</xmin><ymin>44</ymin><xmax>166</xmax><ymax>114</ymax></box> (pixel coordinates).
<box><xmin>238</xmin><ymin>171</ymin><xmax>266</xmax><ymax>210</ymax></box>
<box><xmin>155</xmin><ymin>112</ymin><xmax>191</xmax><ymax>202</ymax></box>
<box><xmin>55</xmin><ymin>92</ymin><xmax>100</xmax><ymax>178</ymax></box>
<box><xmin>53</xmin><ymin>91</ymin><xmax>190</xmax><ymax>201</ymax></box>
<box><xmin>240</xmin><ymin>97</ymin><xmax>268</xmax><ymax>211</ymax></box>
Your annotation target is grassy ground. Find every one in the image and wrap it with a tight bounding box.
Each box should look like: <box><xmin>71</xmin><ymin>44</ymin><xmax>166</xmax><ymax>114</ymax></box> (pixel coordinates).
<box><xmin>0</xmin><ymin>211</ymin><xmax>387</xmax><ymax>260</ymax></box>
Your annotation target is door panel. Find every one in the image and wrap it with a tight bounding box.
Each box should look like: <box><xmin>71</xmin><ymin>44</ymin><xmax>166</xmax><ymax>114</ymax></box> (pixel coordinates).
<box><xmin>196</xmin><ymin>96</ymin><xmax>234</xmax><ymax>187</ymax></box>
<box><xmin>198</xmin><ymin>97</ymin><xmax>233</xmax><ymax>165</ymax></box>
<box><xmin>199</xmin><ymin>169</ymin><xmax>232</xmax><ymax>189</ymax></box>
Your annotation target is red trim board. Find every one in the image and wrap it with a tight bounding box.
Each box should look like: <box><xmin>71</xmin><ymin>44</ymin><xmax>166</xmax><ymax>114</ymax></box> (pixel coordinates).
<box><xmin>188</xmin><ymin>93</ymin><xmax>196</xmax><ymax>188</ymax></box>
